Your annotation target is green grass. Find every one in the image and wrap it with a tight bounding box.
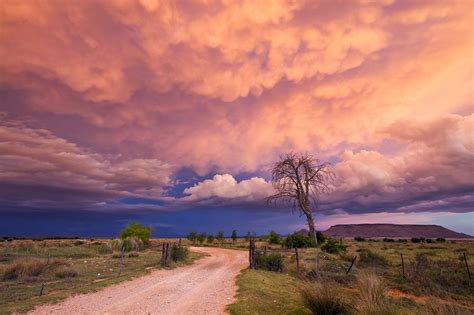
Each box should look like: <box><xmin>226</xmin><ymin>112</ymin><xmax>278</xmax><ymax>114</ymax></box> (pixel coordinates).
<box><xmin>228</xmin><ymin>269</ymin><xmax>310</xmax><ymax>315</ymax></box>
<box><xmin>0</xmin><ymin>239</ymin><xmax>204</xmax><ymax>315</ymax></box>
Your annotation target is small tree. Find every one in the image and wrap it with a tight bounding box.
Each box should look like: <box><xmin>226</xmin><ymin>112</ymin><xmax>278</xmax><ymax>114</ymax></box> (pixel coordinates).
<box><xmin>268</xmin><ymin>231</ymin><xmax>281</xmax><ymax>244</ymax></box>
<box><xmin>207</xmin><ymin>234</ymin><xmax>215</xmax><ymax>244</ymax></box>
<box><xmin>216</xmin><ymin>230</ymin><xmax>224</xmax><ymax>245</ymax></box>
<box><xmin>231</xmin><ymin>230</ymin><xmax>237</xmax><ymax>244</ymax></box>
<box><xmin>187</xmin><ymin>231</ymin><xmax>197</xmax><ymax>245</ymax></box>
<box><xmin>197</xmin><ymin>233</ymin><xmax>206</xmax><ymax>245</ymax></box>
<box><xmin>267</xmin><ymin>153</ymin><xmax>335</xmax><ymax>244</ymax></box>
<box><xmin>120</xmin><ymin>222</ymin><xmax>152</xmax><ymax>245</ymax></box>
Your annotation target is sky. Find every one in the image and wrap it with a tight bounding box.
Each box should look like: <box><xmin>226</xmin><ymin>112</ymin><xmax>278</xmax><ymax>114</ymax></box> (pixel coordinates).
<box><xmin>0</xmin><ymin>0</ymin><xmax>473</xmax><ymax>237</ymax></box>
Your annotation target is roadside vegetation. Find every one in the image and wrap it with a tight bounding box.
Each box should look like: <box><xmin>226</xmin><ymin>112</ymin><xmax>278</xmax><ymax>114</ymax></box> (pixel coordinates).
<box><xmin>229</xmin><ymin>234</ymin><xmax>474</xmax><ymax>314</ymax></box>
<box><xmin>0</xmin><ymin>223</ymin><xmax>200</xmax><ymax>314</ymax></box>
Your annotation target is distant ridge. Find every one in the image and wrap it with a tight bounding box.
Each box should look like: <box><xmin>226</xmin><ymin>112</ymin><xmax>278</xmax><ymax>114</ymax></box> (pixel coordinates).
<box><xmin>321</xmin><ymin>224</ymin><xmax>472</xmax><ymax>239</ymax></box>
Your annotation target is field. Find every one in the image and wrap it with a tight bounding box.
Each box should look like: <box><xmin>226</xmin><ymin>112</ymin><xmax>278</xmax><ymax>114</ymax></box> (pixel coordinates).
<box><xmin>0</xmin><ymin>238</ymin><xmax>203</xmax><ymax>314</ymax></box>
<box><xmin>229</xmin><ymin>238</ymin><xmax>474</xmax><ymax>314</ymax></box>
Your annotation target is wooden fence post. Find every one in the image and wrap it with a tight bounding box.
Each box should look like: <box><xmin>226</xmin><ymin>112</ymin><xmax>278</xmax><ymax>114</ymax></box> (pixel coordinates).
<box><xmin>165</xmin><ymin>243</ymin><xmax>170</xmax><ymax>265</ymax></box>
<box><xmin>346</xmin><ymin>256</ymin><xmax>357</xmax><ymax>274</ymax></box>
<box><xmin>463</xmin><ymin>253</ymin><xmax>471</xmax><ymax>280</ymax></box>
<box><xmin>249</xmin><ymin>240</ymin><xmax>256</xmax><ymax>269</ymax></box>
<box><xmin>400</xmin><ymin>253</ymin><xmax>405</xmax><ymax>279</ymax></box>
<box><xmin>295</xmin><ymin>248</ymin><xmax>300</xmax><ymax>273</ymax></box>
<box><xmin>317</xmin><ymin>253</ymin><xmax>320</xmax><ymax>271</ymax></box>
<box><xmin>39</xmin><ymin>283</ymin><xmax>45</xmax><ymax>296</ymax></box>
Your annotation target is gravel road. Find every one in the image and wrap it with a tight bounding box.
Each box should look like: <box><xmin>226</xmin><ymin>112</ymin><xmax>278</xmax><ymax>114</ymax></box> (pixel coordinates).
<box><xmin>29</xmin><ymin>247</ymin><xmax>247</xmax><ymax>315</ymax></box>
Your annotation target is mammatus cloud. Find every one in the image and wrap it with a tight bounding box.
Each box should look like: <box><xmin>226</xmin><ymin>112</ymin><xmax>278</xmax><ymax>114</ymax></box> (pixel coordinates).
<box><xmin>0</xmin><ymin>119</ymin><xmax>172</xmax><ymax>209</ymax></box>
<box><xmin>0</xmin><ymin>1</ymin><xmax>472</xmax><ymax>221</ymax></box>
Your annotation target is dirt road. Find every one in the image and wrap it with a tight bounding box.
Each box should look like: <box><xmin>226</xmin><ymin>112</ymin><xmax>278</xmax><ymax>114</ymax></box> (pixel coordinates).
<box><xmin>30</xmin><ymin>247</ymin><xmax>247</xmax><ymax>315</ymax></box>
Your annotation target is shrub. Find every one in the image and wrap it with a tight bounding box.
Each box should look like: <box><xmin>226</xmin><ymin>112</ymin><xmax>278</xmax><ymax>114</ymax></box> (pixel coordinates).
<box><xmin>187</xmin><ymin>232</ymin><xmax>197</xmax><ymax>244</ymax></box>
<box><xmin>411</xmin><ymin>237</ymin><xmax>421</xmax><ymax>243</ymax></box>
<box><xmin>321</xmin><ymin>238</ymin><xmax>347</xmax><ymax>254</ymax></box>
<box><xmin>316</xmin><ymin>231</ymin><xmax>326</xmax><ymax>243</ymax></box>
<box><xmin>425</xmin><ymin>239</ymin><xmax>434</xmax><ymax>243</ymax></box>
<box><xmin>54</xmin><ymin>266</ymin><xmax>78</xmax><ymax>278</ymax></box>
<box><xmin>197</xmin><ymin>233</ymin><xmax>206</xmax><ymax>245</ymax></box>
<box><xmin>108</xmin><ymin>237</ymin><xmax>144</xmax><ymax>252</ymax></box>
<box><xmin>356</xmin><ymin>272</ymin><xmax>387</xmax><ymax>307</ymax></box>
<box><xmin>119</xmin><ymin>222</ymin><xmax>152</xmax><ymax>245</ymax></box>
<box><xmin>268</xmin><ymin>231</ymin><xmax>281</xmax><ymax>244</ymax></box>
<box><xmin>73</xmin><ymin>240</ymin><xmax>84</xmax><ymax>246</ymax></box>
<box><xmin>436</xmin><ymin>237</ymin><xmax>446</xmax><ymax>242</ymax></box>
<box><xmin>382</xmin><ymin>238</ymin><xmax>395</xmax><ymax>243</ymax></box>
<box><xmin>358</xmin><ymin>249</ymin><xmax>389</xmax><ymax>266</ymax></box>
<box><xmin>256</xmin><ymin>253</ymin><xmax>284</xmax><ymax>272</ymax></box>
<box><xmin>231</xmin><ymin>230</ymin><xmax>237</xmax><ymax>243</ymax></box>
<box><xmin>397</xmin><ymin>239</ymin><xmax>408</xmax><ymax>243</ymax></box>
<box><xmin>171</xmin><ymin>244</ymin><xmax>189</xmax><ymax>262</ymax></box>
<box><xmin>301</xmin><ymin>282</ymin><xmax>353</xmax><ymax>315</ymax></box>
<box><xmin>354</xmin><ymin>236</ymin><xmax>366</xmax><ymax>242</ymax></box>
<box><xmin>207</xmin><ymin>234</ymin><xmax>215</xmax><ymax>244</ymax></box>
<box><xmin>216</xmin><ymin>230</ymin><xmax>224</xmax><ymax>244</ymax></box>
<box><xmin>284</xmin><ymin>232</ymin><xmax>317</xmax><ymax>248</ymax></box>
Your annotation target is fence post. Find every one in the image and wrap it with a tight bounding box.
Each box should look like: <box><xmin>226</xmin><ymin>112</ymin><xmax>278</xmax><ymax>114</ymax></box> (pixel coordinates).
<box><xmin>346</xmin><ymin>256</ymin><xmax>357</xmax><ymax>274</ymax></box>
<box><xmin>400</xmin><ymin>253</ymin><xmax>405</xmax><ymax>279</ymax></box>
<box><xmin>249</xmin><ymin>240</ymin><xmax>256</xmax><ymax>269</ymax></box>
<box><xmin>463</xmin><ymin>253</ymin><xmax>471</xmax><ymax>280</ymax></box>
<box><xmin>295</xmin><ymin>248</ymin><xmax>300</xmax><ymax>273</ymax></box>
<box><xmin>179</xmin><ymin>238</ymin><xmax>182</xmax><ymax>246</ymax></box>
<box><xmin>317</xmin><ymin>253</ymin><xmax>320</xmax><ymax>271</ymax></box>
<box><xmin>165</xmin><ymin>243</ymin><xmax>170</xmax><ymax>265</ymax></box>
<box><xmin>39</xmin><ymin>283</ymin><xmax>45</xmax><ymax>296</ymax></box>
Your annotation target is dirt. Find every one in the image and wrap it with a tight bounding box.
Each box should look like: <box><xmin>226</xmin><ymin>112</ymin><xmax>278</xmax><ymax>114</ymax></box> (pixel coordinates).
<box><xmin>29</xmin><ymin>247</ymin><xmax>247</xmax><ymax>315</ymax></box>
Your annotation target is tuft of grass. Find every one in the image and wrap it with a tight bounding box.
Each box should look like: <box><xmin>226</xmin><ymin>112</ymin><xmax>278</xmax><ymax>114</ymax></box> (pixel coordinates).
<box><xmin>355</xmin><ymin>272</ymin><xmax>390</xmax><ymax>312</ymax></box>
<box><xmin>358</xmin><ymin>249</ymin><xmax>389</xmax><ymax>266</ymax></box>
<box><xmin>256</xmin><ymin>253</ymin><xmax>284</xmax><ymax>272</ymax></box>
<box><xmin>54</xmin><ymin>265</ymin><xmax>78</xmax><ymax>278</ymax></box>
<box><xmin>421</xmin><ymin>298</ymin><xmax>472</xmax><ymax>315</ymax></box>
<box><xmin>301</xmin><ymin>281</ymin><xmax>353</xmax><ymax>315</ymax></box>
<box><xmin>2</xmin><ymin>258</ymin><xmax>68</xmax><ymax>281</ymax></box>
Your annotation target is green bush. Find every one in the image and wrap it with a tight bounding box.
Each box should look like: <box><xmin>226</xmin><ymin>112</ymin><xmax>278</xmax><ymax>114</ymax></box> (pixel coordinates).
<box><xmin>436</xmin><ymin>237</ymin><xmax>446</xmax><ymax>242</ymax></box>
<box><xmin>355</xmin><ymin>236</ymin><xmax>366</xmax><ymax>242</ymax></box>
<box><xmin>187</xmin><ymin>231</ymin><xmax>197</xmax><ymax>244</ymax></box>
<box><xmin>119</xmin><ymin>222</ymin><xmax>152</xmax><ymax>245</ymax></box>
<box><xmin>197</xmin><ymin>233</ymin><xmax>206</xmax><ymax>245</ymax></box>
<box><xmin>284</xmin><ymin>232</ymin><xmax>317</xmax><ymax>248</ymax></box>
<box><xmin>321</xmin><ymin>238</ymin><xmax>347</xmax><ymax>254</ymax></box>
<box><xmin>301</xmin><ymin>282</ymin><xmax>353</xmax><ymax>315</ymax></box>
<box><xmin>171</xmin><ymin>244</ymin><xmax>189</xmax><ymax>262</ymax></box>
<box><xmin>256</xmin><ymin>253</ymin><xmax>284</xmax><ymax>272</ymax></box>
<box><xmin>231</xmin><ymin>230</ymin><xmax>237</xmax><ymax>243</ymax></box>
<box><xmin>382</xmin><ymin>238</ymin><xmax>395</xmax><ymax>242</ymax></box>
<box><xmin>216</xmin><ymin>230</ymin><xmax>224</xmax><ymax>244</ymax></box>
<box><xmin>425</xmin><ymin>239</ymin><xmax>434</xmax><ymax>243</ymax></box>
<box><xmin>108</xmin><ymin>237</ymin><xmax>144</xmax><ymax>252</ymax></box>
<box><xmin>411</xmin><ymin>237</ymin><xmax>421</xmax><ymax>243</ymax></box>
<box><xmin>268</xmin><ymin>230</ymin><xmax>281</xmax><ymax>244</ymax></box>
<box><xmin>316</xmin><ymin>231</ymin><xmax>326</xmax><ymax>243</ymax></box>
<box><xmin>207</xmin><ymin>234</ymin><xmax>215</xmax><ymax>244</ymax></box>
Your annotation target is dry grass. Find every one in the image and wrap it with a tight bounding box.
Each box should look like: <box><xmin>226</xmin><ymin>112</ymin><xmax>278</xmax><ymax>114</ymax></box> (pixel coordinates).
<box><xmin>2</xmin><ymin>258</ymin><xmax>69</xmax><ymax>281</ymax></box>
<box><xmin>54</xmin><ymin>265</ymin><xmax>78</xmax><ymax>278</ymax></box>
<box><xmin>421</xmin><ymin>298</ymin><xmax>472</xmax><ymax>315</ymax></box>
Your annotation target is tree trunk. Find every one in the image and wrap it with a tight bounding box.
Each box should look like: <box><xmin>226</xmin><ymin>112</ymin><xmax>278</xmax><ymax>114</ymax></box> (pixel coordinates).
<box><xmin>305</xmin><ymin>210</ymin><xmax>317</xmax><ymax>245</ymax></box>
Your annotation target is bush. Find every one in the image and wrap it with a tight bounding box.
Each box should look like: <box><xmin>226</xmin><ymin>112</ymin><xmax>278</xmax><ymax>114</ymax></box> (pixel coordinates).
<box><xmin>358</xmin><ymin>249</ymin><xmax>389</xmax><ymax>266</ymax></box>
<box><xmin>397</xmin><ymin>239</ymin><xmax>408</xmax><ymax>243</ymax></box>
<box><xmin>54</xmin><ymin>266</ymin><xmax>78</xmax><ymax>278</ymax></box>
<box><xmin>411</xmin><ymin>237</ymin><xmax>421</xmax><ymax>243</ymax></box>
<box><xmin>197</xmin><ymin>233</ymin><xmax>206</xmax><ymax>245</ymax></box>
<box><xmin>119</xmin><ymin>222</ymin><xmax>152</xmax><ymax>245</ymax></box>
<box><xmin>316</xmin><ymin>231</ymin><xmax>326</xmax><ymax>243</ymax></box>
<box><xmin>73</xmin><ymin>240</ymin><xmax>84</xmax><ymax>246</ymax></box>
<box><xmin>382</xmin><ymin>238</ymin><xmax>395</xmax><ymax>243</ymax></box>
<box><xmin>171</xmin><ymin>244</ymin><xmax>189</xmax><ymax>262</ymax></box>
<box><xmin>301</xmin><ymin>282</ymin><xmax>353</xmax><ymax>315</ymax></box>
<box><xmin>321</xmin><ymin>238</ymin><xmax>347</xmax><ymax>254</ymax></box>
<box><xmin>207</xmin><ymin>235</ymin><xmax>215</xmax><ymax>244</ymax></box>
<box><xmin>127</xmin><ymin>252</ymin><xmax>139</xmax><ymax>258</ymax></box>
<box><xmin>436</xmin><ymin>237</ymin><xmax>446</xmax><ymax>242</ymax></box>
<box><xmin>425</xmin><ymin>239</ymin><xmax>434</xmax><ymax>243</ymax></box>
<box><xmin>187</xmin><ymin>232</ymin><xmax>197</xmax><ymax>244</ymax></box>
<box><xmin>355</xmin><ymin>236</ymin><xmax>366</xmax><ymax>242</ymax></box>
<box><xmin>216</xmin><ymin>230</ymin><xmax>224</xmax><ymax>244</ymax></box>
<box><xmin>256</xmin><ymin>253</ymin><xmax>284</xmax><ymax>272</ymax></box>
<box><xmin>108</xmin><ymin>237</ymin><xmax>144</xmax><ymax>252</ymax></box>
<box><xmin>284</xmin><ymin>232</ymin><xmax>317</xmax><ymax>248</ymax></box>
<box><xmin>268</xmin><ymin>231</ymin><xmax>281</xmax><ymax>244</ymax></box>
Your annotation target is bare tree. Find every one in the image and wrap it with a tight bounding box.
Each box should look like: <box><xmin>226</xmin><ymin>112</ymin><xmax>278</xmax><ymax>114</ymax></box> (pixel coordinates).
<box><xmin>267</xmin><ymin>152</ymin><xmax>335</xmax><ymax>244</ymax></box>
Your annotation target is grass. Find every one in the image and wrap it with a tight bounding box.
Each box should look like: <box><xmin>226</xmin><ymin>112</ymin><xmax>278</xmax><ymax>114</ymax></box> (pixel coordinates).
<box><xmin>228</xmin><ymin>269</ymin><xmax>310</xmax><ymax>314</ymax></box>
<box><xmin>230</xmin><ymin>238</ymin><xmax>474</xmax><ymax>314</ymax></box>
<box><xmin>0</xmin><ymin>239</ymin><xmax>204</xmax><ymax>314</ymax></box>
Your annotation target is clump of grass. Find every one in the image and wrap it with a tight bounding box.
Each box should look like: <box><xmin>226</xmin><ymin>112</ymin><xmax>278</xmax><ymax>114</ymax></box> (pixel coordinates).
<box><xmin>421</xmin><ymin>298</ymin><xmax>471</xmax><ymax>315</ymax></box>
<box><xmin>256</xmin><ymin>253</ymin><xmax>284</xmax><ymax>272</ymax></box>
<box><xmin>127</xmin><ymin>251</ymin><xmax>139</xmax><ymax>258</ymax></box>
<box><xmin>354</xmin><ymin>272</ymin><xmax>399</xmax><ymax>315</ymax></box>
<box><xmin>2</xmin><ymin>258</ymin><xmax>68</xmax><ymax>281</ymax></box>
<box><xmin>301</xmin><ymin>281</ymin><xmax>353</xmax><ymax>315</ymax></box>
<box><xmin>54</xmin><ymin>265</ymin><xmax>78</xmax><ymax>278</ymax></box>
<box><xmin>358</xmin><ymin>249</ymin><xmax>389</xmax><ymax>266</ymax></box>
